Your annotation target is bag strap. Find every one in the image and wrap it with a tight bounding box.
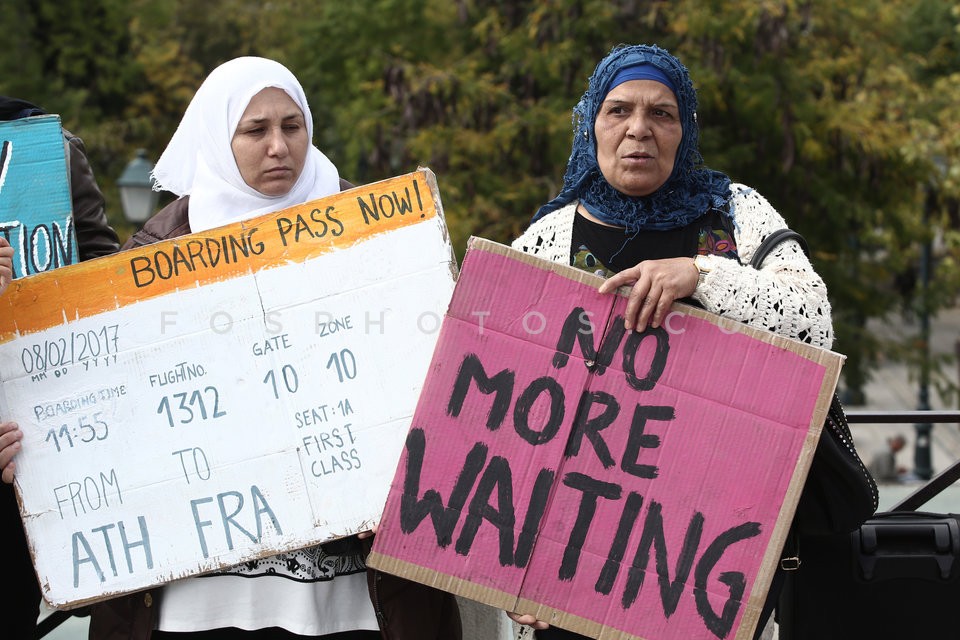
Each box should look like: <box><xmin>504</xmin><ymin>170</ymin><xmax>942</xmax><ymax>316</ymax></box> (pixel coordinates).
<box><xmin>749</xmin><ymin>228</ymin><xmax>809</xmax><ymax>269</ymax></box>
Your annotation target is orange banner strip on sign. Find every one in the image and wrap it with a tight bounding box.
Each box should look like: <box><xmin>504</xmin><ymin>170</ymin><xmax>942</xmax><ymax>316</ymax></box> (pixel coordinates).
<box><xmin>0</xmin><ymin>171</ymin><xmax>438</xmax><ymax>342</ymax></box>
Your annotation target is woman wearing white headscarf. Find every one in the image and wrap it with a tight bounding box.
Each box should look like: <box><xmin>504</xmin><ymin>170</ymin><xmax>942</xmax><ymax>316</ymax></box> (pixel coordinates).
<box><xmin>82</xmin><ymin>56</ymin><xmax>461</xmax><ymax>640</ymax></box>
<box><xmin>150</xmin><ymin>56</ymin><xmax>340</xmax><ymax>233</ymax></box>
<box><xmin>120</xmin><ymin>56</ymin><xmax>343</xmax><ymax>247</ymax></box>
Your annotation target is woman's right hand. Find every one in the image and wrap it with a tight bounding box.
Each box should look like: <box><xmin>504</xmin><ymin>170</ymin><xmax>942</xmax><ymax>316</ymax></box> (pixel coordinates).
<box><xmin>0</xmin><ymin>421</ymin><xmax>23</xmax><ymax>484</ymax></box>
<box><xmin>598</xmin><ymin>256</ymin><xmax>699</xmax><ymax>332</ymax></box>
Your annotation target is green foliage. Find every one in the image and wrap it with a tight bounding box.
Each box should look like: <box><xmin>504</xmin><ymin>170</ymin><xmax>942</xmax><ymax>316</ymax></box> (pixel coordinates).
<box><xmin>2</xmin><ymin>0</ymin><xmax>960</xmax><ymax>403</ymax></box>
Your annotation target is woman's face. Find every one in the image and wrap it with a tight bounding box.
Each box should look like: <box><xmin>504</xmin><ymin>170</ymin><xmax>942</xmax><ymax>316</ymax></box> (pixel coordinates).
<box><xmin>594</xmin><ymin>79</ymin><xmax>682</xmax><ymax>197</ymax></box>
<box><xmin>232</xmin><ymin>87</ymin><xmax>309</xmax><ymax>196</ymax></box>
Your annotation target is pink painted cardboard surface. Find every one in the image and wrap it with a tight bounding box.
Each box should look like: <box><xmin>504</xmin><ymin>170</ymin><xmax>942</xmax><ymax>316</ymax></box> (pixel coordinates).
<box><xmin>370</xmin><ymin>240</ymin><xmax>838</xmax><ymax>640</ymax></box>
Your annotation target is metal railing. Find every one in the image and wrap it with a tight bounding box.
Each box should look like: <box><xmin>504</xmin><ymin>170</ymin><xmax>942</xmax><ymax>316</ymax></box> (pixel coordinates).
<box><xmin>38</xmin><ymin>609</ymin><xmax>75</xmax><ymax>638</ymax></box>
<box><xmin>846</xmin><ymin>410</ymin><xmax>960</xmax><ymax>424</ymax></box>
<box><xmin>847</xmin><ymin>410</ymin><xmax>960</xmax><ymax>510</ymax></box>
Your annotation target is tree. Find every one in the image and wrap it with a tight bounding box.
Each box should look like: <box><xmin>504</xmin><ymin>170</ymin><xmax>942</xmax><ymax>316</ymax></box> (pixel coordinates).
<box><xmin>664</xmin><ymin>0</ymin><xmax>935</xmax><ymax>401</ymax></box>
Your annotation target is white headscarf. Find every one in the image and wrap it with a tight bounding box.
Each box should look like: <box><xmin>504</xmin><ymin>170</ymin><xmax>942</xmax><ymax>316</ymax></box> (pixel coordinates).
<box><xmin>152</xmin><ymin>56</ymin><xmax>341</xmax><ymax>233</ymax></box>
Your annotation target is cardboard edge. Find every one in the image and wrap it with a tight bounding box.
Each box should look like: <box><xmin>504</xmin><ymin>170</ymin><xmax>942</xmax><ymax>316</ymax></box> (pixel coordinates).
<box><xmin>419</xmin><ymin>166</ymin><xmax>461</xmax><ymax>283</ymax></box>
<box><xmin>467</xmin><ymin>236</ymin><xmax>607</xmax><ymax>290</ymax></box>
<box><xmin>513</xmin><ymin>597</ymin><xmax>638</xmax><ymax>639</ymax></box>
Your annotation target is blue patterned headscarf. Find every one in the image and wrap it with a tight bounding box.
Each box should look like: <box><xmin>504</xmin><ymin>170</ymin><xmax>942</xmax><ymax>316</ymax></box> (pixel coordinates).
<box><xmin>532</xmin><ymin>44</ymin><xmax>732</xmax><ymax>231</ymax></box>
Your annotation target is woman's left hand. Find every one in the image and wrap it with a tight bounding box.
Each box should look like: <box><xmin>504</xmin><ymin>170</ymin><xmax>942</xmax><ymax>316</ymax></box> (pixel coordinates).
<box><xmin>506</xmin><ymin>611</ymin><xmax>550</xmax><ymax>630</ymax></box>
<box><xmin>598</xmin><ymin>257</ymin><xmax>698</xmax><ymax>332</ymax></box>
<box><xmin>0</xmin><ymin>421</ymin><xmax>23</xmax><ymax>485</ymax></box>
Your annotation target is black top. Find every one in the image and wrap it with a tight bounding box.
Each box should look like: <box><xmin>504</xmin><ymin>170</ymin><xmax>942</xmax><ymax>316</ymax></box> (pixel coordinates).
<box><xmin>569</xmin><ymin>206</ymin><xmax>740</xmax><ymax>276</ymax></box>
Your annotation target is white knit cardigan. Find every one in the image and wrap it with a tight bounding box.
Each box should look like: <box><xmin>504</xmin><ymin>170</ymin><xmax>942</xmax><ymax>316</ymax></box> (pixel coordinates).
<box><xmin>511</xmin><ymin>183</ymin><xmax>834</xmax><ymax>349</ymax></box>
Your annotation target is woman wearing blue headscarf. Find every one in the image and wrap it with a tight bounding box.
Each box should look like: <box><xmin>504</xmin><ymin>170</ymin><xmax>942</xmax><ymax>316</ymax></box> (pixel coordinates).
<box><xmin>513</xmin><ymin>43</ymin><xmax>832</xmax><ymax>347</ymax></box>
<box><xmin>510</xmin><ymin>44</ymin><xmax>833</xmax><ymax>640</ymax></box>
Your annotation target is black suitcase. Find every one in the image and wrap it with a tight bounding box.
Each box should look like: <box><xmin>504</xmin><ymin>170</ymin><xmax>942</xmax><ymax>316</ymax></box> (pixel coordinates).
<box><xmin>778</xmin><ymin>460</ymin><xmax>960</xmax><ymax>639</ymax></box>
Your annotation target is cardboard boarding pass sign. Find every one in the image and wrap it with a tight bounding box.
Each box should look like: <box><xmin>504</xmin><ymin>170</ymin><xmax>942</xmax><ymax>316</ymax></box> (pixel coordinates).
<box><xmin>0</xmin><ymin>114</ymin><xmax>78</xmax><ymax>278</ymax></box>
<box><xmin>367</xmin><ymin>237</ymin><xmax>844</xmax><ymax>640</ymax></box>
<box><xmin>0</xmin><ymin>169</ymin><xmax>458</xmax><ymax>609</ymax></box>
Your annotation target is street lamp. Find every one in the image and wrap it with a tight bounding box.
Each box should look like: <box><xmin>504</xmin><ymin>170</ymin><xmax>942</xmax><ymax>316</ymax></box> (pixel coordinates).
<box><xmin>117</xmin><ymin>149</ymin><xmax>159</xmax><ymax>225</ymax></box>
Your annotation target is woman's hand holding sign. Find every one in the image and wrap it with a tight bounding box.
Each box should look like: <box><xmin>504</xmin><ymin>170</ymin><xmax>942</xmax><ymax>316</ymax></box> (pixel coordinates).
<box><xmin>0</xmin><ymin>421</ymin><xmax>23</xmax><ymax>484</ymax></box>
<box><xmin>507</xmin><ymin>611</ymin><xmax>550</xmax><ymax>631</ymax></box>
<box><xmin>0</xmin><ymin>237</ymin><xmax>13</xmax><ymax>293</ymax></box>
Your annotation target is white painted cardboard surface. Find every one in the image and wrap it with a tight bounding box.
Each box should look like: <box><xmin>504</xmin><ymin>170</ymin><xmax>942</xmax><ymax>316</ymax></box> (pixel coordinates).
<box><xmin>0</xmin><ymin>170</ymin><xmax>457</xmax><ymax>608</ymax></box>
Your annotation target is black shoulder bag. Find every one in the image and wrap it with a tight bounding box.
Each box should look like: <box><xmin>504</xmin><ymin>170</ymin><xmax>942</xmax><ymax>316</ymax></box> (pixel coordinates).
<box><xmin>750</xmin><ymin>229</ymin><xmax>879</xmax><ymax>535</ymax></box>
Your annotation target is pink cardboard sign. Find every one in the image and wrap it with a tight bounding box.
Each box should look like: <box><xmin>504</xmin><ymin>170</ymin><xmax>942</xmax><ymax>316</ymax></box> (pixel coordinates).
<box><xmin>368</xmin><ymin>238</ymin><xmax>842</xmax><ymax>640</ymax></box>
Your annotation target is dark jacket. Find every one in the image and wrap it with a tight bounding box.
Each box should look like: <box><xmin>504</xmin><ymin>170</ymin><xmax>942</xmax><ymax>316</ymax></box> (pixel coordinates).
<box><xmin>90</xmin><ymin>184</ymin><xmax>461</xmax><ymax>640</ymax></box>
<box><xmin>66</xmin><ymin>130</ymin><xmax>121</xmax><ymax>260</ymax></box>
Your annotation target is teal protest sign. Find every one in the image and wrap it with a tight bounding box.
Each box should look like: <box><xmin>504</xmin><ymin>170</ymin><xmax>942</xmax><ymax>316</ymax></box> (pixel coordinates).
<box><xmin>0</xmin><ymin>114</ymin><xmax>77</xmax><ymax>278</ymax></box>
